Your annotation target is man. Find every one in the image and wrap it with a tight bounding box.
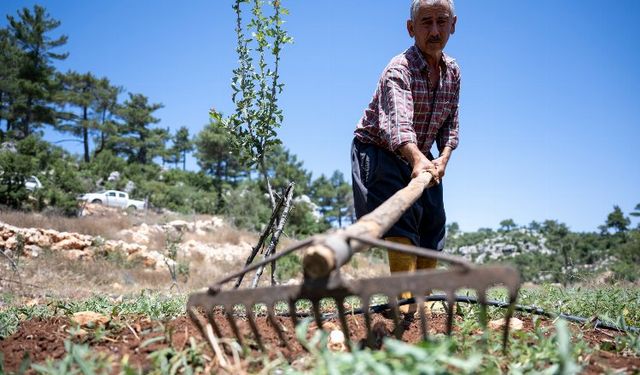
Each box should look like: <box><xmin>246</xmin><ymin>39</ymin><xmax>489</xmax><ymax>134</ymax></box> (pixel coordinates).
<box><xmin>351</xmin><ymin>0</ymin><xmax>460</xmax><ymax>314</ymax></box>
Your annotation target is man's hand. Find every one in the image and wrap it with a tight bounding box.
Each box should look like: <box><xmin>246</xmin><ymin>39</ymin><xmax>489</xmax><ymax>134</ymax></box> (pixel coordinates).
<box><xmin>432</xmin><ymin>146</ymin><xmax>453</xmax><ymax>181</ymax></box>
<box><xmin>399</xmin><ymin>143</ymin><xmax>440</xmax><ymax>185</ymax></box>
<box><xmin>432</xmin><ymin>157</ymin><xmax>448</xmax><ymax>180</ymax></box>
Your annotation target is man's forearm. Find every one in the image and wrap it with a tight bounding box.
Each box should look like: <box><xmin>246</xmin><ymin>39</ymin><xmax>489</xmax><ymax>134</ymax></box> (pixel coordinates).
<box><xmin>399</xmin><ymin>142</ymin><xmax>439</xmax><ymax>180</ymax></box>
<box><xmin>439</xmin><ymin>146</ymin><xmax>453</xmax><ymax>163</ymax></box>
<box><xmin>398</xmin><ymin>142</ymin><xmax>425</xmax><ymax>166</ymax></box>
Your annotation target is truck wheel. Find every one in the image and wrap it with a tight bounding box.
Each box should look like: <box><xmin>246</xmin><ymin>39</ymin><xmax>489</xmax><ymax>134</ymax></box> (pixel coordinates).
<box><xmin>91</xmin><ymin>199</ymin><xmax>103</xmax><ymax>204</ymax></box>
<box><xmin>127</xmin><ymin>205</ymin><xmax>137</xmax><ymax>211</ymax></box>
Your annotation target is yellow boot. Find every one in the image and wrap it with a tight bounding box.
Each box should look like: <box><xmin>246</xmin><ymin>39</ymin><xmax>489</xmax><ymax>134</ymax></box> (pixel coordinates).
<box><xmin>385</xmin><ymin>236</ymin><xmax>417</xmax><ymax>315</ymax></box>
<box><xmin>417</xmin><ymin>256</ymin><xmax>438</xmax><ymax>316</ymax></box>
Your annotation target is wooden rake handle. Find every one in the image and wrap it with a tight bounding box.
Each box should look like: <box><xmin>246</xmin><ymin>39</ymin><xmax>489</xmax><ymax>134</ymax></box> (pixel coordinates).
<box><xmin>303</xmin><ymin>171</ymin><xmax>434</xmax><ymax>279</ymax></box>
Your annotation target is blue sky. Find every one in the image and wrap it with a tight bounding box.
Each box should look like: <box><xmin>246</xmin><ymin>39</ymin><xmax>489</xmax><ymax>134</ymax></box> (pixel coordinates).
<box><xmin>2</xmin><ymin>1</ymin><xmax>639</xmax><ymax>232</ymax></box>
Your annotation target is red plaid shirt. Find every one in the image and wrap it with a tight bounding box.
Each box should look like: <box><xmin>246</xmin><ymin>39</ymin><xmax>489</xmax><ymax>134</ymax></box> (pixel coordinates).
<box><xmin>355</xmin><ymin>45</ymin><xmax>460</xmax><ymax>155</ymax></box>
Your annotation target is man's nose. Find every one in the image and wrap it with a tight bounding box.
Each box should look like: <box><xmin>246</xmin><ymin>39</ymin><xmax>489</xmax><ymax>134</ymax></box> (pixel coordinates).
<box><xmin>428</xmin><ymin>22</ymin><xmax>439</xmax><ymax>36</ymax></box>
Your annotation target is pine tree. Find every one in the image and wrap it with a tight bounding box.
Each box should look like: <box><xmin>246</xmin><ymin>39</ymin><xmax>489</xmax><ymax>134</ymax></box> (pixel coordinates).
<box><xmin>311</xmin><ymin>174</ymin><xmax>335</xmax><ymax>225</ymax></box>
<box><xmin>195</xmin><ymin>121</ymin><xmax>244</xmax><ymax>182</ymax></box>
<box><xmin>92</xmin><ymin>77</ymin><xmax>122</xmax><ymax>157</ymax></box>
<box><xmin>264</xmin><ymin>144</ymin><xmax>312</xmax><ymax>195</ymax></box>
<box><xmin>330</xmin><ymin>170</ymin><xmax>352</xmax><ymax>228</ymax></box>
<box><xmin>58</xmin><ymin>71</ymin><xmax>100</xmax><ymax>162</ymax></box>
<box><xmin>605</xmin><ymin>205</ymin><xmax>631</xmax><ymax>233</ymax></box>
<box><xmin>7</xmin><ymin>5</ymin><xmax>68</xmax><ymax>138</ymax></box>
<box><xmin>195</xmin><ymin>121</ymin><xmax>245</xmax><ymax>205</ymax></box>
<box><xmin>0</xmin><ymin>29</ymin><xmax>22</xmax><ymax>138</ymax></box>
<box><xmin>631</xmin><ymin>203</ymin><xmax>640</xmax><ymax>218</ymax></box>
<box><xmin>110</xmin><ymin>93</ymin><xmax>165</xmax><ymax>164</ymax></box>
<box><xmin>499</xmin><ymin>219</ymin><xmax>517</xmax><ymax>232</ymax></box>
<box><xmin>173</xmin><ymin>126</ymin><xmax>193</xmax><ymax>171</ymax></box>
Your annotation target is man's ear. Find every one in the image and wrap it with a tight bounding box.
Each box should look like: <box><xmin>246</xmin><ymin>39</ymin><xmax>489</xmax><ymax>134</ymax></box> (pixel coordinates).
<box><xmin>407</xmin><ymin>19</ymin><xmax>415</xmax><ymax>37</ymax></box>
<box><xmin>450</xmin><ymin>15</ymin><xmax>457</xmax><ymax>34</ymax></box>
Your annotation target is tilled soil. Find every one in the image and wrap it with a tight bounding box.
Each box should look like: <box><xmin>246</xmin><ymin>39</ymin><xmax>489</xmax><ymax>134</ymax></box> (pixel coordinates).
<box><xmin>1</xmin><ymin>313</ymin><xmax>638</xmax><ymax>373</ymax></box>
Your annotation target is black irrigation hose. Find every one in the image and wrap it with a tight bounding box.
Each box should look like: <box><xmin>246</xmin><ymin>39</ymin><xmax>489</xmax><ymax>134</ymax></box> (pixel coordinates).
<box><xmin>310</xmin><ymin>294</ymin><xmax>639</xmax><ymax>335</ymax></box>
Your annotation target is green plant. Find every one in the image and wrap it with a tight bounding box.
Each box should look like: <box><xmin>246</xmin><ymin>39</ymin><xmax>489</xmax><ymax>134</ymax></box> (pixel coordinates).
<box><xmin>274</xmin><ymin>253</ymin><xmax>301</xmax><ymax>281</ymax></box>
<box><xmin>163</xmin><ymin>229</ymin><xmax>188</xmax><ymax>288</ymax></box>
<box><xmin>147</xmin><ymin>337</ymin><xmax>208</xmax><ymax>375</ymax></box>
<box><xmin>31</xmin><ymin>340</ymin><xmax>113</xmax><ymax>374</ymax></box>
<box><xmin>210</xmin><ymin>0</ymin><xmax>293</xmax><ymax>206</ymax></box>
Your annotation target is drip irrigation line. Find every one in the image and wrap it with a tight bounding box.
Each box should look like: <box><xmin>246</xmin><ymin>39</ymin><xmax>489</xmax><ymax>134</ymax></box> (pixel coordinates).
<box><xmin>273</xmin><ymin>294</ymin><xmax>639</xmax><ymax>334</ymax></box>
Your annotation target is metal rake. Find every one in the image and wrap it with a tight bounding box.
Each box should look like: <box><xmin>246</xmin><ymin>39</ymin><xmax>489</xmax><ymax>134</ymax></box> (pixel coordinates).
<box><xmin>187</xmin><ymin>172</ymin><xmax>521</xmax><ymax>355</ymax></box>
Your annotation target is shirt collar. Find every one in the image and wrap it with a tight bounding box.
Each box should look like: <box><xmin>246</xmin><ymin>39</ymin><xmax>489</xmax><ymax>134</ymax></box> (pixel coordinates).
<box><xmin>409</xmin><ymin>44</ymin><xmax>450</xmax><ymax>74</ymax></box>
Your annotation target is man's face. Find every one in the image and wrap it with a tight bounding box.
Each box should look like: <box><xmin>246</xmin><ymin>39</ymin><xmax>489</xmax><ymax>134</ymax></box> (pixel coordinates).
<box><xmin>407</xmin><ymin>3</ymin><xmax>457</xmax><ymax>58</ymax></box>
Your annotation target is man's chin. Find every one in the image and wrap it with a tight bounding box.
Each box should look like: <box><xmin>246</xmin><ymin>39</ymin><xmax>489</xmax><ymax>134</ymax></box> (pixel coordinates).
<box><xmin>422</xmin><ymin>45</ymin><xmax>443</xmax><ymax>56</ymax></box>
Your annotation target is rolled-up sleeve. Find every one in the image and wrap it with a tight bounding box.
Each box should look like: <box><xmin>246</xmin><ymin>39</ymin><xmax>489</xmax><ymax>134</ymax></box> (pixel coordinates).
<box><xmin>437</xmin><ymin>76</ymin><xmax>460</xmax><ymax>151</ymax></box>
<box><xmin>379</xmin><ymin>67</ymin><xmax>416</xmax><ymax>151</ymax></box>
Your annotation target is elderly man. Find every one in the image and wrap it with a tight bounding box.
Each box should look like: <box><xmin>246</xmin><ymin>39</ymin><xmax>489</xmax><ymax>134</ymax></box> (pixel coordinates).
<box><xmin>351</xmin><ymin>0</ymin><xmax>460</xmax><ymax>315</ymax></box>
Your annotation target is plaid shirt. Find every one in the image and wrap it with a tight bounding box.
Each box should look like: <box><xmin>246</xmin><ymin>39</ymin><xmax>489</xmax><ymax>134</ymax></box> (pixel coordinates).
<box><xmin>354</xmin><ymin>45</ymin><xmax>460</xmax><ymax>155</ymax></box>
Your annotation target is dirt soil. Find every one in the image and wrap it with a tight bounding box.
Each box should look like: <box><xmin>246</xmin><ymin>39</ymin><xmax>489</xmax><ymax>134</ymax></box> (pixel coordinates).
<box><xmin>1</xmin><ymin>313</ymin><xmax>638</xmax><ymax>374</ymax></box>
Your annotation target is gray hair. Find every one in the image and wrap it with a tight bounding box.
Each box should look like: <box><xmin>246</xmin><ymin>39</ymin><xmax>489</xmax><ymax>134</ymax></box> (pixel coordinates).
<box><xmin>410</xmin><ymin>0</ymin><xmax>455</xmax><ymax>21</ymax></box>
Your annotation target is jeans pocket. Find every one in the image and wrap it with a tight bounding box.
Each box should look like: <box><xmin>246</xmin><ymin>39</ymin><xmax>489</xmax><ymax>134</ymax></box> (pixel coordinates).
<box><xmin>359</xmin><ymin>144</ymin><xmax>379</xmax><ymax>188</ymax></box>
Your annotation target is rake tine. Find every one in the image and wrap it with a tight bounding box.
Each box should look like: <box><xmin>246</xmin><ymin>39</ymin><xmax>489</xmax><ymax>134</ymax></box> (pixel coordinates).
<box><xmin>362</xmin><ymin>297</ymin><xmax>375</xmax><ymax>348</ymax></box>
<box><xmin>267</xmin><ymin>304</ymin><xmax>290</xmax><ymax>349</ymax></box>
<box><xmin>188</xmin><ymin>307</ymin><xmax>208</xmax><ymax>344</ymax></box>
<box><xmin>206</xmin><ymin>308</ymin><xmax>224</xmax><ymax>338</ymax></box>
<box><xmin>225</xmin><ymin>305</ymin><xmax>245</xmax><ymax>347</ymax></box>
<box><xmin>502</xmin><ymin>294</ymin><xmax>517</xmax><ymax>353</ymax></box>
<box><xmin>289</xmin><ymin>300</ymin><xmax>298</xmax><ymax>329</ymax></box>
<box><xmin>414</xmin><ymin>293</ymin><xmax>428</xmax><ymax>342</ymax></box>
<box><xmin>246</xmin><ymin>305</ymin><xmax>265</xmax><ymax>351</ymax></box>
<box><xmin>192</xmin><ymin>307</ymin><xmax>229</xmax><ymax>367</ymax></box>
<box><xmin>335</xmin><ymin>297</ymin><xmax>352</xmax><ymax>350</ymax></box>
<box><xmin>388</xmin><ymin>298</ymin><xmax>402</xmax><ymax>340</ymax></box>
<box><xmin>312</xmin><ymin>299</ymin><xmax>324</xmax><ymax>332</ymax></box>
<box><xmin>446</xmin><ymin>292</ymin><xmax>455</xmax><ymax>336</ymax></box>
<box><xmin>477</xmin><ymin>289</ymin><xmax>488</xmax><ymax>347</ymax></box>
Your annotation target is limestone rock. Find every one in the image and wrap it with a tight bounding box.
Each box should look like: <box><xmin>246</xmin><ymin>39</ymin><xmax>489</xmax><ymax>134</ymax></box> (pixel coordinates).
<box><xmin>52</xmin><ymin>237</ymin><xmax>91</xmax><ymax>251</ymax></box>
<box><xmin>327</xmin><ymin>329</ymin><xmax>346</xmax><ymax>352</ymax></box>
<box><xmin>63</xmin><ymin>249</ymin><xmax>91</xmax><ymax>261</ymax></box>
<box><xmin>488</xmin><ymin>317</ymin><xmax>524</xmax><ymax>331</ymax></box>
<box><xmin>71</xmin><ymin>311</ymin><xmax>110</xmax><ymax>327</ymax></box>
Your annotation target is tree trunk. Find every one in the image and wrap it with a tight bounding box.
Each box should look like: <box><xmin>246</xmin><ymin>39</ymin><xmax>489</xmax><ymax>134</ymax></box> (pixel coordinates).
<box><xmin>251</xmin><ymin>182</ymin><xmax>295</xmax><ymax>288</ymax></box>
<box><xmin>260</xmin><ymin>158</ymin><xmax>276</xmax><ymax>209</ymax></box>
<box><xmin>82</xmin><ymin>106</ymin><xmax>90</xmax><ymax>163</ymax></box>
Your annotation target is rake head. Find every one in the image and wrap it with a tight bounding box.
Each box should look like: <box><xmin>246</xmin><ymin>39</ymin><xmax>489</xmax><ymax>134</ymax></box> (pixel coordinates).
<box><xmin>187</xmin><ymin>234</ymin><xmax>521</xmax><ymax>356</ymax></box>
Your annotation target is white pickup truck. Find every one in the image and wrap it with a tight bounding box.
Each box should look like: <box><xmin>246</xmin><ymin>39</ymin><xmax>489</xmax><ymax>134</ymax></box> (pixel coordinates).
<box><xmin>77</xmin><ymin>190</ymin><xmax>146</xmax><ymax>210</ymax></box>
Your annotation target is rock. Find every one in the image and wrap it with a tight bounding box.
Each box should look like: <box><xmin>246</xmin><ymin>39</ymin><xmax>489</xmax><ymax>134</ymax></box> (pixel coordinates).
<box><xmin>25</xmin><ymin>298</ymin><xmax>40</xmax><ymax>307</ymax></box>
<box><xmin>4</xmin><ymin>236</ymin><xmax>18</xmax><ymax>251</ymax></box>
<box><xmin>131</xmin><ymin>250</ymin><xmax>171</xmax><ymax>270</ymax></box>
<box><xmin>107</xmin><ymin>171</ymin><xmax>120</xmax><ymax>182</ymax></box>
<box><xmin>104</xmin><ymin>240</ymin><xmax>146</xmax><ymax>255</ymax></box>
<box><xmin>29</xmin><ymin>231</ymin><xmax>52</xmax><ymax>248</ymax></box>
<box><xmin>167</xmin><ymin>220</ymin><xmax>189</xmax><ymax>231</ymax></box>
<box><xmin>71</xmin><ymin>311</ymin><xmax>110</xmax><ymax>327</ymax></box>
<box><xmin>24</xmin><ymin>245</ymin><xmax>42</xmax><ymax>257</ymax></box>
<box><xmin>52</xmin><ymin>237</ymin><xmax>91</xmax><ymax>251</ymax></box>
<box><xmin>488</xmin><ymin>317</ymin><xmax>524</xmax><ymax>331</ymax></box>
<box><xmin>63</xmin><ymin>249</ymin><xmax>90</xmax><ymax>261</ymax></box>
<box><xmin>79</xmin><ymin>203</ymin><xmax>119</xmax><ymax>217</ymax></box>
<box><xmin>327</xmin><ymin>329</ymin><xmax>346</xmax><ymax>352</ymax></box>
<box><xmin>124</xmin><ymin>180</ymin><xmax>135</xmax><ymax>193</ymax></box>
<box><xmin>1</xmin><ymin>141</ymin><xmax>17</xmax><ymax>153</ymax></box>
<box><xmin>594</xmin><ymin>271</ymin><xmax>615</xmax><ymax>285</ymax></box>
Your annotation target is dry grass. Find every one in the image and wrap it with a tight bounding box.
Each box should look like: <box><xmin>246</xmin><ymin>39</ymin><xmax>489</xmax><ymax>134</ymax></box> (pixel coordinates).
<box><xmin>183</xmin><ymin>222</ymin><xmax>257</xmax><ymax>246</ymax></box>
<box><xmin>0</xmin><ymin>208</ymin><xmax>388</xmax><ymax>300</ymax></box>
<box><xmin>0</xmin><ymin>210</ymin><xmax>134</xmax><ymax>239</ymax></box>
<box><xmin>1</xmin><ymin>252</ymin><xmax>161</xmax><ymax>299</ymax></box>
<box><xmin>0</xmin><ymin>250</ymin><xmax>242</xmax><ymax>299</ymax></box>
